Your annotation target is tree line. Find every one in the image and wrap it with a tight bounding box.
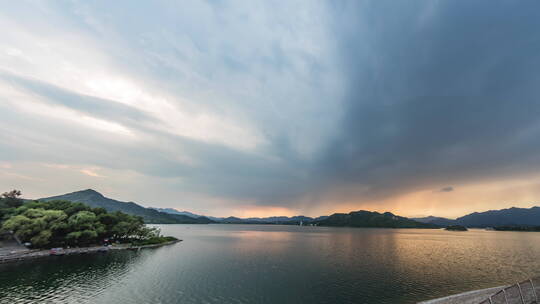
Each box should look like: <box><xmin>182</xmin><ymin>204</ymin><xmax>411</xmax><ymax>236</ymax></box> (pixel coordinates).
<box><xmin>0</xmin><ymin>190</ymin><xmax>174</xmax><ymax>248</ymax></box>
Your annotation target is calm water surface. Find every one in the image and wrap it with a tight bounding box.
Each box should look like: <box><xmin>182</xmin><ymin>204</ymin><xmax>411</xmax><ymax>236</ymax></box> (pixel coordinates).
<box><xmin>2</xmin><ymin>225</ymin><xmax>540</xmax><ymax>304</ymax></box>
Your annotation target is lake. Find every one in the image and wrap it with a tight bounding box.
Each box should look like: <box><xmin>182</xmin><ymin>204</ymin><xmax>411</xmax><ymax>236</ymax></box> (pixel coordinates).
<box><xmin>2</xmin><ymin>225</ymin><xmax>540</xmax><ymax>304</ymax></box>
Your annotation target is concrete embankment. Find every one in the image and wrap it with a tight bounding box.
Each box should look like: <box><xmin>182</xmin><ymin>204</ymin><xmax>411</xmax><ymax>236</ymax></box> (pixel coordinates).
<box><xmin>419</xmin><ymin>277</ymin><xmax>540</xmax><ymax>304</ymax></box>
<box><xmin>0</xmin><ymin>239</ymin><xmax>181</xmax><ymax>264</ymax></box>
<box><xmin>418</xmin><ymin>286</ymin><xmax>506</xmax><ymax>304</ymax></box>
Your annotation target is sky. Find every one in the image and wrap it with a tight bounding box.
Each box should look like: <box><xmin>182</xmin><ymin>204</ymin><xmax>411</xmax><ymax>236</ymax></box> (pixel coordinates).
<box><xmin>1</xmin><ymin>1</ymin><xmax>540</xmax><ymax>219</ymax></box>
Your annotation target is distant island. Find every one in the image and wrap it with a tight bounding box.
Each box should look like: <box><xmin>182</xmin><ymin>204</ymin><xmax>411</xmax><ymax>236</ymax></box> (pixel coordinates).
<box><xmin>445</xmin><ymin>225</ymin><xmax>468</xmax><ymax>231</ymax></box>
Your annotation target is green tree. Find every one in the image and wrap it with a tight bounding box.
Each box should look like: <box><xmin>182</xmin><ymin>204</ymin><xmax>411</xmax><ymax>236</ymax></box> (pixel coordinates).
<box><xmin>1</xmin><ymin>190</ymin><xmax>172</xmax><ymax>248</ymax></box>
<box><xmin>1</xmin><ymin>208</ymin><xmax>67</xmax><ymax>247</ymax></box>
<box><xmin>133</xmin><ymin>226</ymin><xmax>161</xmax><ymax>240</ymax></box>
<box><xmin>65</xmin><ymin>211</ymin><xmax>105</xmax><ymax>245</ymax></box>
<box><xmin>1</xmin><ymin>189</ymin><xmax>23</xmax><ymax>208</ymax></box>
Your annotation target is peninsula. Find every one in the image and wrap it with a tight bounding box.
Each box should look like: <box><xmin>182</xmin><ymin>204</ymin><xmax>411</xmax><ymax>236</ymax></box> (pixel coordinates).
<box><xmin>0</xmin><ymin>190</ymin><xmax>178</xmax><ymax>254</ymax></box>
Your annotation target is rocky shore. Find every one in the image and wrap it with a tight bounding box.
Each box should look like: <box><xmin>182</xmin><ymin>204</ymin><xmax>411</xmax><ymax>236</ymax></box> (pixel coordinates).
<box><xmin>0</xmin><ymin>239</ymin><xmax>181</xmax><ymax>264</ymax></box>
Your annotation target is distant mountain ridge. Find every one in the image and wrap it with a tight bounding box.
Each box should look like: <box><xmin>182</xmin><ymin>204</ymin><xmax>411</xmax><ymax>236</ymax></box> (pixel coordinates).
<box><xmin>149</xmin><ymin>207</ymin><xmax>201</xmax><ymax>218</ymax></box>
<box><xmin>153</xmin><ymin>207</ymin><xmax>320</xmax><ymax>224</ymax></box>
<box><xmin>36</xmin><ymin>189</ymin><xmax>540</xmax><ymax>228</ymax></box>
<box><xmin>155</xmin><ymin>205</ymin><xmax>540</xmax><ymax>228</ymax></box>
<box><xmin>412</xmin><ymin>216</ymin><xmax>456</xmax><ymax>226</ymax></box>
<box><xmin>316</xmin><ymin>210</ymin><xmax>437</xmax><ymax>228</ymax></box>
<box><xmin>149</xmin><ymin>207</ymin><xmax>223</xmax><ymax>222</ymax></box>
<box><xmin>38</xmin><ymin>189</ymin><xmax>214</xmax><ymax>224</ymax></box>
<box><xmin>456</xmin><ymin>206</ymin><xmax>540</xmax><ymax>227</ymax></box>
<box><xmin>218</xmin><ymin>216</ymin><xmax>314</xmax><ymax>225</ymax></box>
<box><xmin>414</xmin><ymin>206</ymin><xmax>540</xmax><ymax>228</ymax></box>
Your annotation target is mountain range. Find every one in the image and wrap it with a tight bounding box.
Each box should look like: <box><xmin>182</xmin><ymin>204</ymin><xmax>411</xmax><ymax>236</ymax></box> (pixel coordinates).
<box><xmin>149</xmin><ymin>207</ymin><xmax>223</xmax><ymax>222</ymax></box>
<box><xmin>411</xmin><ymin>216</ymin><xmax>456</xmax><ymax>226</ymax></box>
<box><xmin>38</xmin><ymin>189</ymin><xmax>214</xmax><ymax>224</ymax></box>
<box><xmin>413</xmin><ymin>206</ymin><xmax>540</xmax><ymax>227</ymax></box>
<box><xmin>152</xmin><ymin>207</ymin><xmax>327</xmax><ymax>224</ymax></box>
<box><xmin>317</xmin><ymin>211</ymin><xmax>437</xmax><ymax>228</ymax></box>
<box><xmin>37</xmin><ymin>189</ymin><xmax>540</xmax><ymax>228</ymax></box>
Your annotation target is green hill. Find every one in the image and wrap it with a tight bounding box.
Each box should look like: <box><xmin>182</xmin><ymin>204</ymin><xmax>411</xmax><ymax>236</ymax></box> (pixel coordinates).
<box><xmin>315</xmin><ymin>210</ymin><xmax>437</xmax><ymax>228</ymax></box>
<box><xmin>39</xmin><ymin>189</ymin><xmax>214</xmax><ymax>224</ymax></box>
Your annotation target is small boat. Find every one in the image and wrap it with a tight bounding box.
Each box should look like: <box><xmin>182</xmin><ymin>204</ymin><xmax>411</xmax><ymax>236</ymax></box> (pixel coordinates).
<box><xmin>97</xmin><ymin>246</ymin><xmax>109</xmax><ymax>253</ymax></box>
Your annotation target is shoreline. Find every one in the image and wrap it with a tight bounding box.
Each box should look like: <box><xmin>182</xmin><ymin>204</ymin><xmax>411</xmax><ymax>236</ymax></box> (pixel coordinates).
<box><xmin>0</xmin><ymin>239</ymin><xmax>181</xmax><ymax>264</ymax></box>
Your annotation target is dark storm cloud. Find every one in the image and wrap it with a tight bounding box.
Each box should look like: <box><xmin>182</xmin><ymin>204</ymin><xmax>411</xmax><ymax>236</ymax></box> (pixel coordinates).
<box><xmin>315</xmin><ymin>0</ymin><xmax>540</xmax><ymax>200</ymax></box>
<box><xmin>2</xmin><ymin>1</ymin><xmax>540</xmax><ymax>213</ymax></box>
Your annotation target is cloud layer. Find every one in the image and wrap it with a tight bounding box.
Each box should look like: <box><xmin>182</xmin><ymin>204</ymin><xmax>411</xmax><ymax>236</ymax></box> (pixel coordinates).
<box><xmin>1</xmin><ymin>1</ymin><xmax>540</xmax><ymax>217</ymax></box>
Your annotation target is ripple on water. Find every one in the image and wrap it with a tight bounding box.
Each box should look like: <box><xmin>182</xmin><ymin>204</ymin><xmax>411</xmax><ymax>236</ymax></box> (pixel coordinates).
<box><xmin>2</xmin><ymin>227</ymin><xmax>540</xmax><ymax>304</ymax></box>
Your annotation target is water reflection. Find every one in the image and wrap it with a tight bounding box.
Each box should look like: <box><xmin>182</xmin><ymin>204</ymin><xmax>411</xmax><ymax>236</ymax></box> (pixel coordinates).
<box><xmin>0</xmin><ymin>250</ymin><xmax>147</xmax><ymax>303</ymax></box>
<box><xmin>2</xmin><ymin>225</ymin><xmax>540</xmax><ymax>304</ymax></box>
